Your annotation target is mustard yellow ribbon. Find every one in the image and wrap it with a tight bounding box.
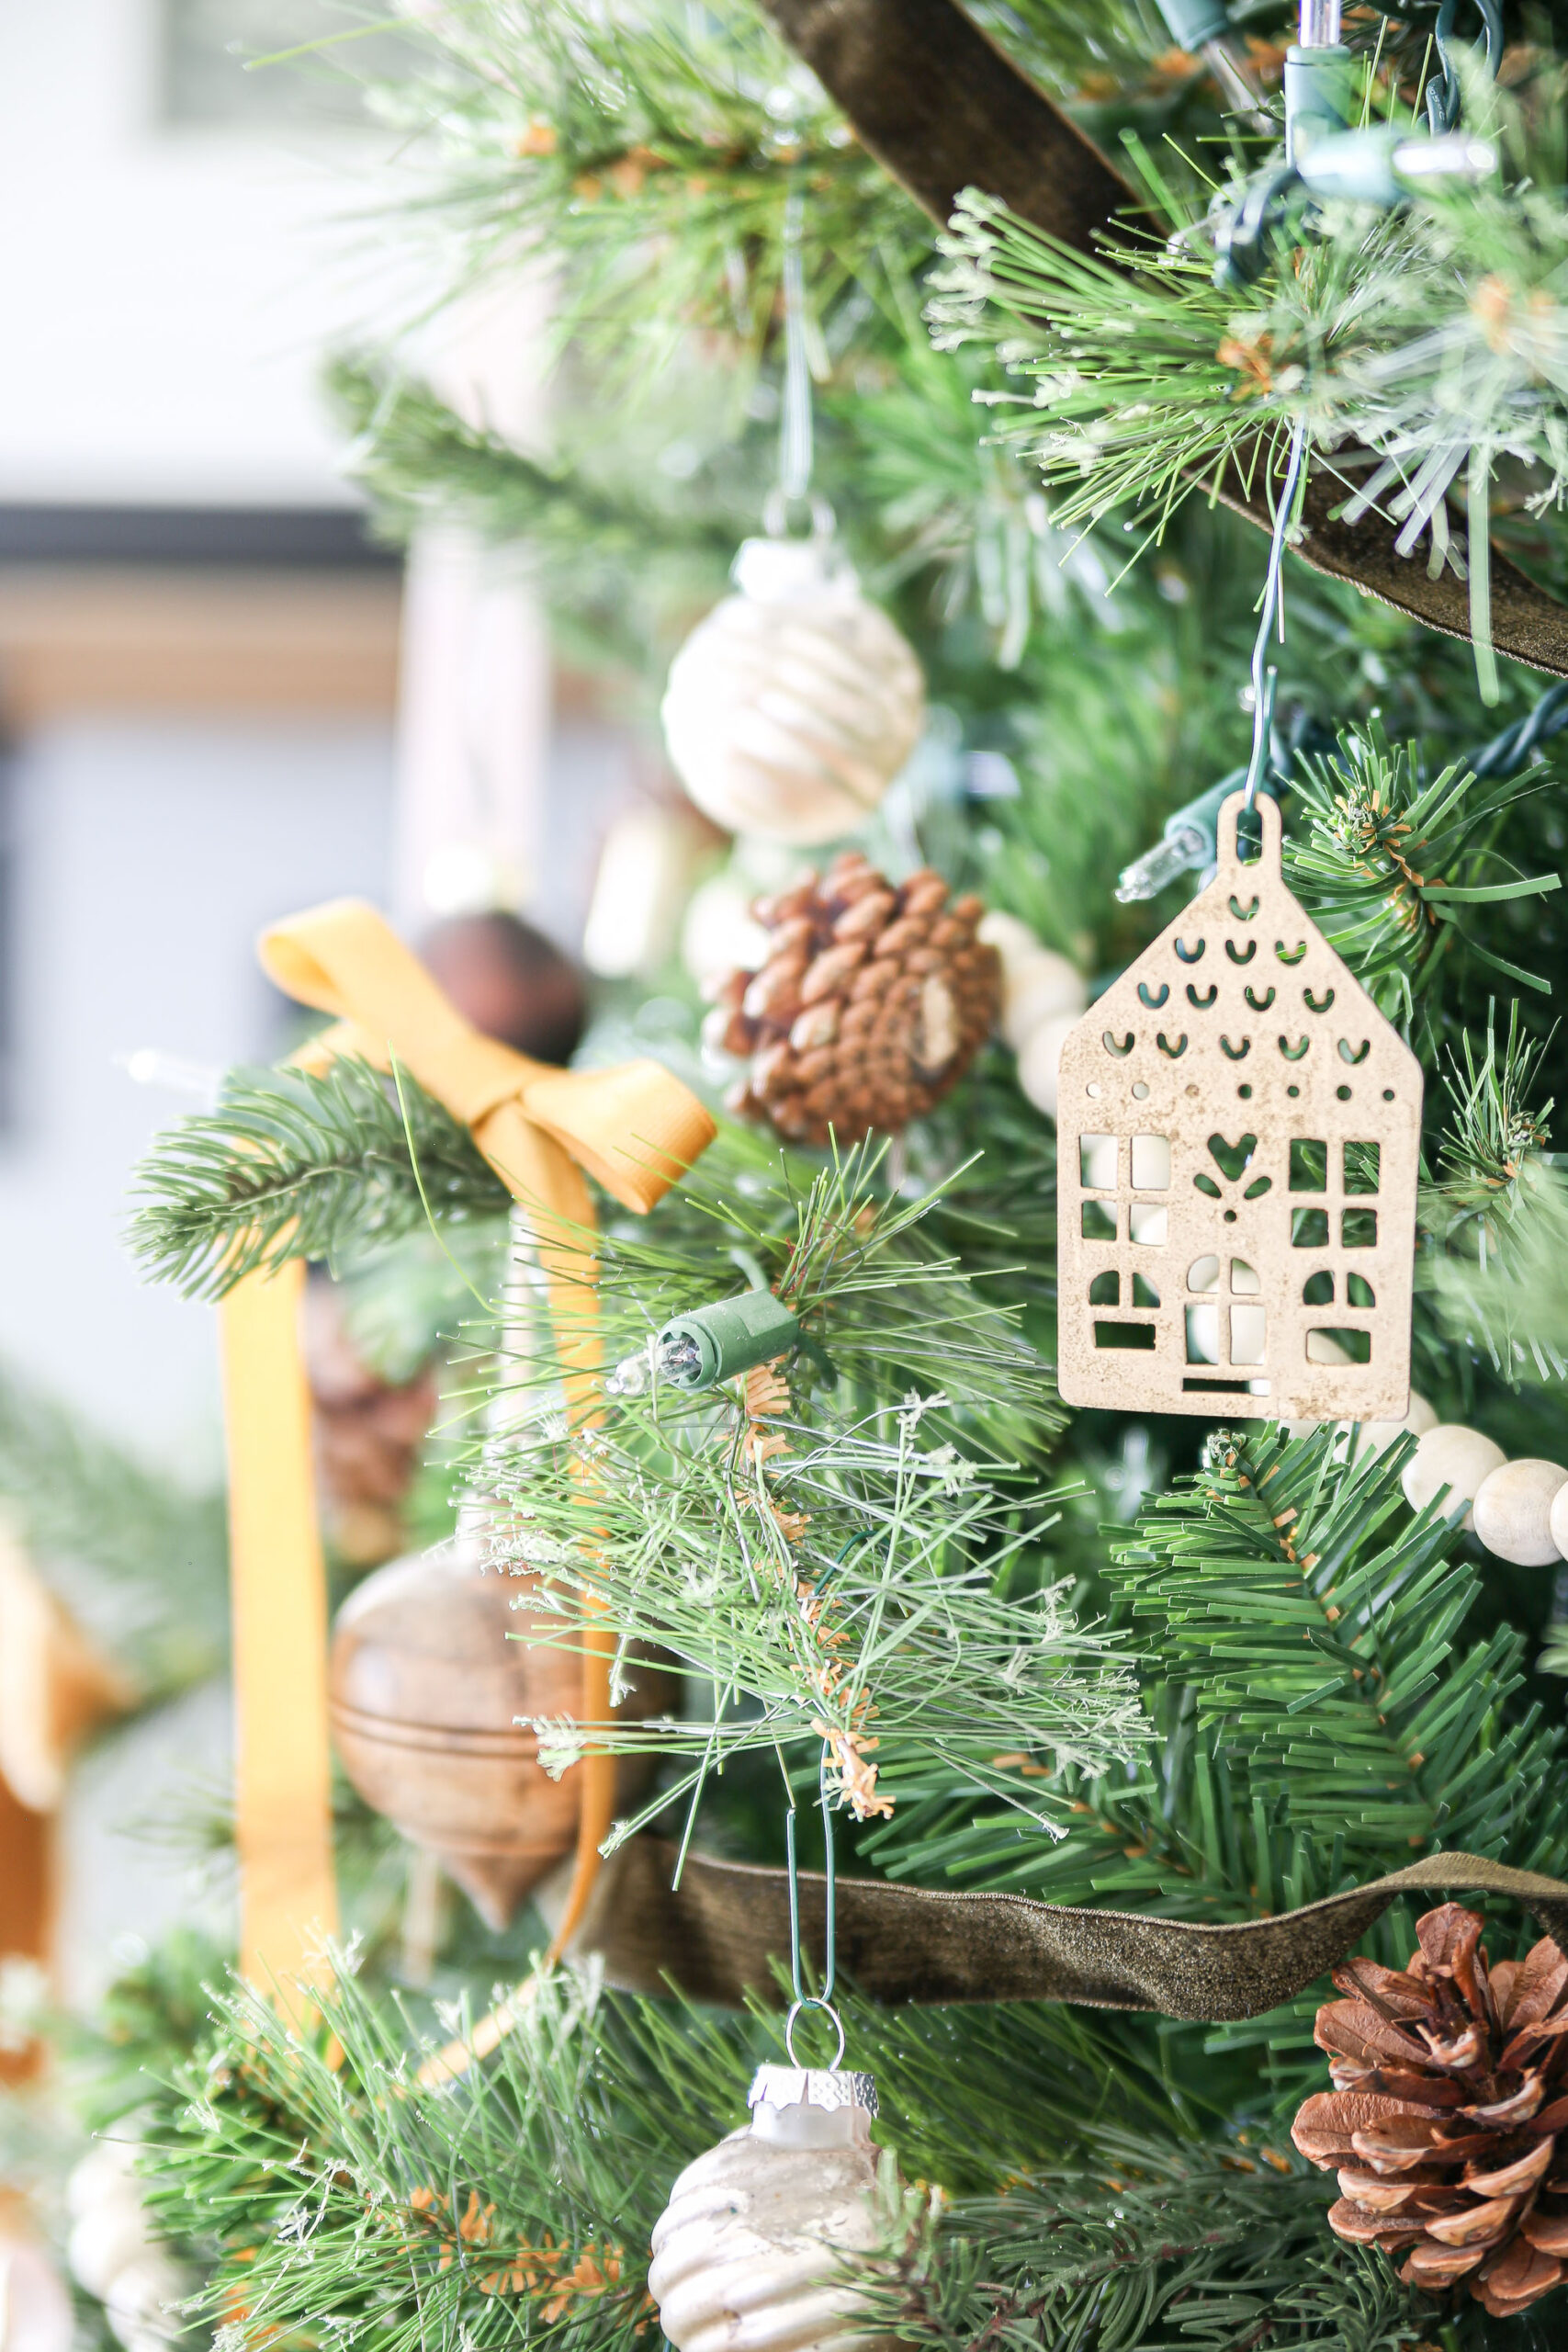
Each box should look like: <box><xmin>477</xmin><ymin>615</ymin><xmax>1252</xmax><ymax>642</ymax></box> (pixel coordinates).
<box><xmin>220</xmin><ymin>899</ymin><xmax>716</xmax><ymax>2000</ymax></box>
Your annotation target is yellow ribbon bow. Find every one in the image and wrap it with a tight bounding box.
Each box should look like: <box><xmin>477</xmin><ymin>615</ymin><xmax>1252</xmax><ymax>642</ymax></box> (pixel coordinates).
<box><xmin>219</xmin><ymin>899</ymin><xmax>716</xmax><ymax>2001</ymax></box>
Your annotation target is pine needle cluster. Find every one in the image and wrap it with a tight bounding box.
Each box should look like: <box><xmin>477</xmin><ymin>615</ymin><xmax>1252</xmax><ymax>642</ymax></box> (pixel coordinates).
<box><xmin>138</xmin><ymin>1951</ymin><xmax>1422</xmax><ymax>2352</ymax></box>
<box><xmin>130</xmin><ymin>1057</ymin><xmax>509</xmax><ymax>1301</ymax></box>
<box><xmin>1285</xmin><ymin>719</ymin><xmax>1561</xmax><ymax>1025</ymax></box>
<box><xmin>927</xmin><ymin>57</ymin><xmax>1568</xmax><ymax>661</ymax></box>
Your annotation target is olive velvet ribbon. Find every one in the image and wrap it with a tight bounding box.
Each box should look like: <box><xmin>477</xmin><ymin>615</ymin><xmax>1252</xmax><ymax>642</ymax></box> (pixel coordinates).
<box><xmin>556</xmin><ymin>1838</ymin><xmax>1568</xmax><ymax>2018</ymax></box>
<box><xmin>217</xmin><ymin>899</ymin><xmax>716</xmax><ymax>2000</ymax></box>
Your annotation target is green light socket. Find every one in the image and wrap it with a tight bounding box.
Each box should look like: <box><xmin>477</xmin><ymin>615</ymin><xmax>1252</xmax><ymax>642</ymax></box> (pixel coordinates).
<box><xmin>657</xmin><ymin>1291</ymin><xmax>804</xmax><ymax>1390</ymax></box>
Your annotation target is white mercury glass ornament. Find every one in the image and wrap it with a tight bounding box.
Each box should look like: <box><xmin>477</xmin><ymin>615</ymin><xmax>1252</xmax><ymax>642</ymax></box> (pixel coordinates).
<box><xmin>649</xmin><ymin>2065</ymin><xmax>897</xmax><ymax>2352</ymax></box>
<box><xmin>661</xmin><ymin>535</ymin><xmax>925</xmax><ymax>846</ymax></box>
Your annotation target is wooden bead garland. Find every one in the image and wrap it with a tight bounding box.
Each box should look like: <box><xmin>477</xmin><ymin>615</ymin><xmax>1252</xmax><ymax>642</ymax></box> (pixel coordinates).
<box><xmin>975</xmin><ymin>909</ymin><xmax>1087</xmax><ymax>1118</ymax></box>
<box><xmin>1402</xmin><ymin>1425</ymin><xmax>1509</xmax><ymax>1533</ymax></box>
<box><xmin>1472</xmin><ymin>1458</ymin><xmax>1568</xmax><ymax>1567</ymax></box>
<box><xmin>1400</xmin><ymin>1423</ymin><xmax>1568</xmax><ymax>1565</ymax></box>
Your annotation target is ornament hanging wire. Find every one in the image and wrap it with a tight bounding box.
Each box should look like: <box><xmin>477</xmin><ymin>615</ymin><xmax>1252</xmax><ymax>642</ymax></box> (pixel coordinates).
<box><xmin>1243</xmin><ymin>416</ymin><xmax>1311</xmax><ymax>814</ymax></box>
<box><xmin>784</xmin><ymin>1742</ymin><xmax>842</xmax><ymax>2067</ymax></box>
<box><xmin>762</xmin><ymin>189</ymin><xmax>834</xmax><ymax>545</ymax></box>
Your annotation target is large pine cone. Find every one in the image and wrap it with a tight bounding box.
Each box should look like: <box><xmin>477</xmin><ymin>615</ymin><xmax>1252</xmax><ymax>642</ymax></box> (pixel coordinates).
<box><xmin>1292</xmin><ymin>1902</ymin><xmax>1568</xmax><ymax>2317</ymax></box>
<box><xmin>702</xmin><ymin>853</ymin><xmax>1000</xmax><ymax>1146</ymax></box>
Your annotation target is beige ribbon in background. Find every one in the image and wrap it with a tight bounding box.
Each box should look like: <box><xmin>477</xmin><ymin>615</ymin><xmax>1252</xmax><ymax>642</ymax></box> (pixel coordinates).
<box><xmin>217</xmin><ymin>899</ymin><xmax>716</xmax><ymax>2006</ymax></box>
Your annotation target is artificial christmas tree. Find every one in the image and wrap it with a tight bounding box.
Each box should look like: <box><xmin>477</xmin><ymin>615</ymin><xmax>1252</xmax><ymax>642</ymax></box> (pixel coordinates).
<box><xmin>31</xmin><ymin>6</ymin><xmax>1568</xmax><ymax>2352</ymax></box>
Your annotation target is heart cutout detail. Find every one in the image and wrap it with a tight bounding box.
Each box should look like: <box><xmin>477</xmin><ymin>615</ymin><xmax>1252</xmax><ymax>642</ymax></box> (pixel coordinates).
<box><xmin>1207</xmin><ymin>1134</ymin><xmax>1258</xmax><ymax>1183</ymax></box>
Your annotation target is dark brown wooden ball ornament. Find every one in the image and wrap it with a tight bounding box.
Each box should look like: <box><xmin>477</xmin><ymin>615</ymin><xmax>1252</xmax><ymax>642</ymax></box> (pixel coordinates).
<box><xmin>328</xmin><ymin>1542</ymin><xmax>675</xmax><ymax>1929</ymax></box>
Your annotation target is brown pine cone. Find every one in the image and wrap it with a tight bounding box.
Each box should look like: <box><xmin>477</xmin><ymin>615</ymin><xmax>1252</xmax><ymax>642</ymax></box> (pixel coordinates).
<box><xmin>1292</xmin><ymin>1902</ymin><xmax>1568</xmax><ymax>2317</ymax></box>
<box><xmin>301</xmin><ymin>1272</ymin><xmax>439</xmax><ymax>1567</ymax></box>
<box><xmin>702</xmin><ymin>852</ymin><xmax>1000</xmax><ymax>1147</ymax></box>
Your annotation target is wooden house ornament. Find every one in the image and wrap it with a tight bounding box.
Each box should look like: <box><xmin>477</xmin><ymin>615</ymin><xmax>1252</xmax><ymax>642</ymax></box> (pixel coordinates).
<box><xmin>1056</xmin><ymin>794</ymin><xmax>1422</xmax><ymax>1419</ymax></box>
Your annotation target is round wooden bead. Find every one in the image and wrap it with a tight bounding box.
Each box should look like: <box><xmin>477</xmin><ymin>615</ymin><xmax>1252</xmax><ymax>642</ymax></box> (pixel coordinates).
<box><xmin>1016</xmin><ymin>1010</ymin><xmax>1080</xmax><ymax>1119</ymax></box>
<box><xmin>1402</xmin><ymin>1424</ymin><xmax>1508</xmax><ymax>1531</ymax></box>
<box><xmin>1472</xmin><ymin>1459</ymin><xmax>1568</xmax><ymax>1566</ymax></box>
<box><xmin>998</xmin><ymin>950</ymin><xmax>1087</xmax><ymax>1051</ymax></box>
<box><xmin>1549</xmin><ymin>1480</ymin><xmax>1568</xmax><ymax>1564</ymax></box>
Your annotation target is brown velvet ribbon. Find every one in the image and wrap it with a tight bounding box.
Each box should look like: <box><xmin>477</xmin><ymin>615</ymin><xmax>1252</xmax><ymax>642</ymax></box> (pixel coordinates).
<box><xmin>568</xmin><ymin>1839</ymin><xmax>1568</xmax><ymax>2017</ymax></box>
<box><xmin>756</xmin><ymin>0</ymin><xmax>1568</xmax><ymax>677</ymax></box>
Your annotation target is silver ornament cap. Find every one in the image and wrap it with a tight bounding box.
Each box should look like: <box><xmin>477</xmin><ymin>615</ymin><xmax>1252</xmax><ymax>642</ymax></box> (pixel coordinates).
<box><xmin>747</xmin><ymin>2064</ymin><xmax>877</xmax><ymax>2149</ymax></box>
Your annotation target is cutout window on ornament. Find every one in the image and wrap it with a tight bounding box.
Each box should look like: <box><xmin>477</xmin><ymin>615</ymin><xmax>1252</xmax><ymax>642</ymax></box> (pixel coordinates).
<box><xmin>1187</xmin><ymin>1254</ymin><xmax>1221</xmax><ymax>1293</ymax></box>
<box><xmin>1132</xmin><ymin>1272</ymin><xmax>1161</xmax><ymax>1307</ymax></box>
<box><xmin>1342</xmin><ymin>1208</ymin><xmax>1378</xmax><ymax>1249</ymax></box>
<box><xmin>1129</xmin><ymin>1203</ymin><xmax>1168</xmax><ymax>1244</ymax></box>
<box><xmin>1095</xmin><ymin>1321</ymin><xmax>1156</xmax><ymax>1351</ymax></box>
<box><xmin>1348</xmin><ymin>1272</ymin><xmax>1376</xmax><ymax>1307</ymax></box>
<box><xmin>1344</xmin><ymin>1141</ymin><xmax>1381</xmax><ymax>1194</ymax></box>
<box><xmin>1089</xmin><ymin>1271</ymin><xmax>1120</xmax><ymax>1306</ymax></box>
<box><xmin>1230</xmin><ymin>1259</ymin><xmax>1260</xmax><ymax>1293</ymax></box>
<box><xmin>1310</xmin><ymin>1327</ymin><xmax>1372</xmax><ymax>1364</ymax></box>
<box><xmin>1080</xmin><ymin>1134</ymin><xmax>1118</xmax><ymax>1188</ymax></box>
<box><xmin>1303</xmin><ymin>1270</ymin><xmax>1335</xmax><ymax>1306</ymax></box>
<box><xmin>1082</xmin><ymin>1201</ymin><xmax>1118</xmax><ymax>1240</ymax></box>
<box><xmin>1186</xmin><ymin>1304</ymin><xmax>1220</xmax><ymax>1363</ymax></box>
<box><xmin>1130</xmin><ymin>1134</ymin><xmax>1170</xmax><ymax>1189</ymax></box>
<box><xmin>1229</xmin><ymin>1304</ymin><xmax>1267</xmax><ymax>1364</ymax></box>
<box><xmin>1289</xmin><ymin>1139</ymin><xmax>1328</xmax><ymax>1192</ymax></box>
<box><xmin>1292</xmin><ymin>1207</ymin><xmax>1330</xmax><ymax>1248</ymax></box>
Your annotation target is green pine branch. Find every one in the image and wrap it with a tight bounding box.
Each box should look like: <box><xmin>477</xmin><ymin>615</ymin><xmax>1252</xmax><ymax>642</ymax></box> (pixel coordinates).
<box><xmin>360</xmin><ymin>0</ymin><xmax>919</xmax><ymax>379</ymax></box>
<box><xmin>0</xmin><ymin>1365</ymin><xmax>227</xmax><ymax>1699</ymax></box>
<box><xmin>327</xmin><ymin>356</ymin><xmax>739</xmax><ymax>573</ymax></box>
<box><xmin>128</xmin><ymin>1056</ymin><xmax>510</xmax><ymax>1302</ymax></box>
<box><xmin>137</xmin><ymin>1943</ymin><xmax>1427</xmax><ymax>2352</ymax></box>
<box><xmin>861</xmin><ymin>1423</ymin><xmax>1568</xmax><ymax>2111</ymax></box>
<box><xmin>1419</xmin><ymin>1004</ymin><xmax>1568</xmax><ymax>1381</ymax></box>
<box><xmin>1286</xmin><ymin>722</ymin><xmax>1561</xmax><ymax>1026</ymax></box>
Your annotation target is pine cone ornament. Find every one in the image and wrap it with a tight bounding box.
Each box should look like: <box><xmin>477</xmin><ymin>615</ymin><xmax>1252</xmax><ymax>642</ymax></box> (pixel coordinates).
<box><xmin>1292</xmin><ymin>1902</ymin><xmax>1568</xmax><ymax>2318</ymax></box>
<box><xmin>702</xmin><ymin>854</ymin><xmax>1000</xmax><ymax>1146</ymax></box>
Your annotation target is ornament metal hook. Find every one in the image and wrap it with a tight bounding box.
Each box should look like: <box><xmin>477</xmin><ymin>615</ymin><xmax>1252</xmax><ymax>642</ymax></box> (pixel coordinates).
<box><xmin>783</xmin><ymin>1741</ymin><xmax>841</xmax><ymax>2064</ymax></box>
<box><xmin>784</xmin><ymin>1996</ymin><xmax>847</xmax><ymax>2070</ymax></box>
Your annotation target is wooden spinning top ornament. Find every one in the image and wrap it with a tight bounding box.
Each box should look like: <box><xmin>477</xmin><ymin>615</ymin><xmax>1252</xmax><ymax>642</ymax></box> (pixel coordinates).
<box><xmin>328</xmin><ymin>1530</ymin><xmax>675</xmax><ymax>1929</ymax></box>
<box><xmin>1055</xmin><ymin>793</ymin><xmax>1421</xmax><ymax>1421</ymax></box>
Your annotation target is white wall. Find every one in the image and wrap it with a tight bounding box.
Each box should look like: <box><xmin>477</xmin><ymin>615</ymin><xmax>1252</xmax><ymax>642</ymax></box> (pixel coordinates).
<box><xmin>0</xmin><ymin>715</ymin><xmax>394</xmax><ymax>1471</ymax></box>
<box><xmin>0</xmin><ymin>0</ymin><xmax>397</xmax><ymax>505</ymax></box>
